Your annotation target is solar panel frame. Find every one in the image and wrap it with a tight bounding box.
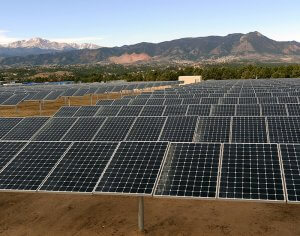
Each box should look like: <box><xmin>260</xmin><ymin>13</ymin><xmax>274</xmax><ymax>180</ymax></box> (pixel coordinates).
<box><xmin>93</xmin><ymin>141</ymin><xmax>169</xmax><ymax>196</ymax></box>
<box><xmin>218</xmin><ymin>143</ymin><xmax>285</xmax><ymax>202</ymax></box>
<box><xmin>0</xmin><ymin>141</ymin><xmax>72</xmax><ymax>192</ymax></box>
<box><xmin>38</xmin><ymin>141</ymin><xmax>119</xmax><ymax>194</ymax></box>
<box><xmin>53</xmin><ymin>106</ymin><xmax>80</xmax><ymax>117</ymax></box>
<box><xmin>154</xmin><ymin>142</ymin><xmax>221</xmax><ymax>199</ymax></box>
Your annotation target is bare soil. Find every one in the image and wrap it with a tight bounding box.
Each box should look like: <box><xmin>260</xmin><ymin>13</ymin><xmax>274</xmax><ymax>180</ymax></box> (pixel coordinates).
<box><xmin>0</xmin><ymin>193</ymin><xmax>299</xmax><ymax>236</ymax></box>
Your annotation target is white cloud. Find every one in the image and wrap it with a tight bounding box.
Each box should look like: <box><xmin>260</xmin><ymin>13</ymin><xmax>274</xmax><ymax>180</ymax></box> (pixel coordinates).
<box><xmin>0</xmin><ymin>30</ymin><xmax>21</xmax><ymax>45</ymax></box>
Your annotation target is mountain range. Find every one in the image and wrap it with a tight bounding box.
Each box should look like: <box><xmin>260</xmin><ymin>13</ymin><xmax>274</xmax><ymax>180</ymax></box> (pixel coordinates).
<box><xmin>1</xmin><ymin>32</ymin><xmax>300</xmax><ymax>66</ymax></box>
<box><xmin>0</xmin><ymin>38</ymin><xmax>100</xmax><ymax>57</ymax></box>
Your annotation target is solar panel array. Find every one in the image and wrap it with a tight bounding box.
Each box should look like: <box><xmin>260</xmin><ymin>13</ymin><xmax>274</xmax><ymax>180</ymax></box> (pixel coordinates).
<box><xmin>0</xmin><ymin>78</ymin><xmax>300</xmax><ymax>204</ymax></box>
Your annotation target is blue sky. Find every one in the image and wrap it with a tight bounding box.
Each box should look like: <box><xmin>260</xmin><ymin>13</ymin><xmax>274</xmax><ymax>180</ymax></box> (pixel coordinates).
<box><xmin>0</xmin><ymin>0</ymin><xmax>299</xmax><ymax>46</ymax></box>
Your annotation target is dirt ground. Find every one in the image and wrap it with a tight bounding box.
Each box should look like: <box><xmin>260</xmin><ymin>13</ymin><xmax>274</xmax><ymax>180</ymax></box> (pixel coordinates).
<box><xmin>0</xmin><ymin>193</ymin><xmax>299</xmax><ymax>236</ymax></box>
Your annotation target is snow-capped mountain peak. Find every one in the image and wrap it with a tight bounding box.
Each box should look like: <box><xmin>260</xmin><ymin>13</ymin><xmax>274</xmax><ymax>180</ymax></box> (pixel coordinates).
<box><xmin>6</xmin><ymin>37</ymin><xmax>100</xmax><ymax>50</ymax></box>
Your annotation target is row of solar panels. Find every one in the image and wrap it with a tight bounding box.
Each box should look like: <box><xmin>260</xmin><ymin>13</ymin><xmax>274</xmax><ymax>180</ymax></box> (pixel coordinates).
<box><xmin>98</xmin><ymin>97</ymin><xmax>300</xmax><ymax>105</ymax></box>
<box><xmin>0</xmin><ymin>141</ymin><xmax>298</xmax><ymax>203</ymax></box>
<box><xmin>125</xmin><ymin>91</ymin><xmax>300</xmax><ymax>97</ymax></box>
<box><xmin>1</xmin><ymin>116</ymin><xmax>300</xmax><ymax>144</ymax></box>
<box><xmin>54</xmin><ymin>104</ymin><xmax>300</xmax><ymax>117</ymax></box>
<box><xmin>0</xmin><ymin>81</ymin><xmax>180</xmax><ymax>106</ymax></box>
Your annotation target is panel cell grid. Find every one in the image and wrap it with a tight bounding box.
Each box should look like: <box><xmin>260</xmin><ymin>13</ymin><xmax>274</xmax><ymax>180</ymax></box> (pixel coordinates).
<box><xmin>163</xmin><ymin>98</ymin><xmax>183</xmax><ymax>106</ymax></box>
<box><xmin>96</xmin><ymin>100</ymin><xmax>114</xmax><ymax>106</ymax></box>
<box><xmin>0</xmin><ymin>142</ymin><xmax>27</xmax><ymax>169</ymax></box>
<box><xmin>129</xmin><ymin>99</ymin><xmax>148</xmax><ymax>106</ymax></box>
<box><xmin>280</xmin><ymin>144</ymin><xmax>300</xmax><ymax>202</ymax></box>
<box><xmin>186</xmin><ymin>105</ymin><xmax>211</xmax><ymax>116</ymax></box>
<box><xmin>163</xmin><ymin>105</ymin><xmax>188</xmax><ymax>116</ymax></box>
<box><xmin>155</xmin><ymin>143</ymin><xmax>221</xmax><ymax>198</ymax></box>
<box><xmin>33</xmin><ymin>117</ymin><xmax>77</xmax><ymax>141</ymax></box>
<box><xmin>195</xmin><ymin>117</ymin><xmax>231</xmax><ymax>142</ymax></box>
<box><xmin>219</xmin><ymin>144</ymin><xmax>284</xmax><ymax>201</ymax></box>
<box><xmin>95</xmin><ymin>141</ymin><xmax>168</xmax><ymax>195</ymax></box>
<box><xmin>236</xmin><ymin>105</ymin><xmax>261</xmax><ymax>116</ymax></box>
<box><xmin>126</xmin><ymin>117</ymin><xmax>166</xmax><ymax>141</ymax></box>
<box><xmin>40</xmin><ymin>142</ymin><xmax>118</xmax><ymax>193</ymax></box>
<box><xmin>267</xmin><ymin>117</ymin><xmax>300</xmax><ymax>143</ymax></box>
<box><xmin>146</xmin><ymin>99</ymin><xmax>165</xmax><ymax>106</ymax></box>
<box><xmin>160</xmin><ymin>116</ymin><xmax>198</xmax><ymax>142</ymax></box>
<box><xmin>286</xmin><ymin>104</ymin><xmax>300</xmax><ymax>116</ymax></box>
<box><xmin>94</xmin><ymin>117</ymin><xmax>135</xmax><ymax>141</ymax></box>
<box><xmin>210</xmin><ymin>105</ymin><xmax>235</xmax><ymax>116</ymax></box>
<box><xmin>0</xmin><ymin>118</ymin><xmax>22</xmax><ymax>139</ymax></box>
<box><xmin>62</xmin><ymin>117</ymin><xmax>106</xmax><ymax>141</ymax></box>
<box><xmin>111</xmin><ymin>99</ymin><xmax>131</xmax><ymax>106</ymax></box>
<box><xmin>96</xmin><ymin>106</ymin><xmax>121</xmax><ymax>116</ymax></box>
<box><xmin>261</xmin><ymin>104</ymin><xmax>287</xmax><ymax>116</ymax></box>
<box><xmin>73</xmin><ymin>106</ymin><xmax>100</xmax><ymax>117</ymax></box>
<box><xmin>140</xmin><ymin>106</ymin><xmax>165</xmax><ymax>116</ymax></box>
<box><xmin>0</xmin><ymin>142</ymin><xmax>71</xmax><ymax>191</ymax></box>
<box><xmin>117</xmin><ymin>106</ymin><xmax>143</xmax><ymax>116</ymax></box>
<box><xmin>2</xmin><ymin>117</ymin><xmax>49</xmax><ymax>141</ymax></box>
<box><xmin>54</xmin><ymin>106</ymin><xmax>80</xmax><ymax>117</ymax></box>
<box><xmin>232</xmin><ymin>117</ymin><xmax>268</xmax><ymax>143</ymax></box>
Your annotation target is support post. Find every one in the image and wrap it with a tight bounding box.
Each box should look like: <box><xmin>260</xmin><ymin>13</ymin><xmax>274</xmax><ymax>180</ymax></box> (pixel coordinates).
<box><xmin>90</xmin><ymin>94</ymin><xmax>93</xmax><ymax>105</ymax></box>
<box><xmin>64</xmin><ymin>96</ymin><xmax>67</xmax><ymax>105</ymax></box>
<box><xmin>68</xmin><ymin>97</ymin><xmax>71</xmax><ymax>106</ymax></box>
<box><xmin>138</xmin><ymin>196</ymin><xmax>144</xmax><ymax>232</ymax></box>
<box><xmin>15</xmin><ymin>105</ymin><xmax>18</xmax><ymax>115</ymax></box>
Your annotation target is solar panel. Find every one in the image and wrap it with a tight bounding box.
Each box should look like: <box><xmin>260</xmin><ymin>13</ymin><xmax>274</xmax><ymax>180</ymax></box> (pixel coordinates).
<box><xmin>239</xmin><ymin>97</ymin><xmax>258</xmax><ymax>104</ymax></box>
<box><xmin>94</xmin><ymin>141</ymin><xmax>168</xmax><ymax>195</ymax></box>
<box><xmin>96</xmin><ymin>99</ymin><xmax>115</xmax><ymax>106</ymax></box>
<box><xmin>267</xmin><ymin>117</ymin><xmax>300</xmax><ymax>143</ymax></box>
<box><xmin>0</xmin><ymin>142</ymin><xmax>71</xmax><ymax>191</ymax></box>
<box><xmin>236</xmin><ymin>105</ymin><xmax>261</xmax><ymax>116</ymax></box>
<box><xmin>39</xmin><ymin>142</ymin><xmax>118</xmax><ymax>193</ymax></box>
<box><xmin>0</xmin><ymin>118</ymin><xmax>23</xmax><ymax>139</ymax></box>
<box><xmin>73</xmin><ymin>88</ymin><xmax>89</xmax><ymax>96</ymax></box>
<box><xmin>112</xmin><ymin>99</ymin><xmax>131</xmax><ymax>106</ymax></box>
<box><xmin>33</xmin><ymin>117</ymin><xmax>77</xmax><ymax>141</ymax></box>
<box><xmin>194</xmin><ymin>117</ymin><xmax>231</xmax><ymax>142</ymax></box>
<box><xmin>96</xmin><ymin>106</ymin><xmax>121</xmax><ymax>116</ymax></box>
<box><xmin>126</xmin><ymin>117</ymin><xmax>166</xmax><ymax>141</ymax></box>
<box><xmin>200</xmin><ymin>97</ymin><xmax>219</xmax><ymax>104</ymax></box>
<box><xmin>164</xmin><ymin>98</ymin><xmax>183</xmax><ymax>105</ymax></box>
<box><xmin>31</xmin><ymin>91</ymin><xmax>51</xmax><ymax>100</ymax></box>
<box><xmin>129</xmin><ymin>98</ymin><xmax>148</xmax><ymax>106</ymax></box>
<box><xmin>73</xmin><ymin>106</ymin><xmax>100</xmax><ymax>117</ymax></box>
<box><xmin>44</xmin><ymin>90</ymin><xmax>63</xmax><ymax>101</ymax></box>
<box><xmin>210</xmin><ymin>105</ymin><xmax>236</xmax><ymax>116</ymax></box>
<box><xmin>159</xmin><ymin>116</ymin><xmax>198</xmax><ymax>142</ymax></box>
<box><xmin>231</xmin><ymin>117</ymin><xmax>268</xmax><ymax>143</ymax></box>
<box><xmin>93</xmin><ymin>117</ymin><xmax>135</xmax><ymax>141</ymax></box>
<box><xmin>258</xmin><ymin>97</ymin><xmax>278</xmax><ymax>104</ymax></box>
<box><xmin>219</xmin><ymin>143</ymin><xmax>284</xmax><ymax>201</ymax></box>
<box><xmin>0</xmin><ymin>142</ymin><xmax>27</xmax><ymax>170</ymax></box>
<box><xmin>54</xmin><ymin>106</ymin><xmax>80</xmax><ymax>117</ymax></box>
<box><xmin>280</xmin><ymin>144</ymin><xmax>300</xmax><ymax>202</ymax></box>
<box><xmin>163</xmin><ymin>105</ymin><xmax>188</xmax><ymax>116</ymax></box>
<box><xmin>140</xmin><ymin>106</ymin><xmax>165</xmax><ymax>116</ymax></box>
<box><xmin>146</xmin><ymin>98</ymin><xmax>165</xmax><ymax>106</ymax></box>
<box><xmin>62</xmin><ymin>117</ymin><xmax>106</xmax><ymax>141</ymax></box>
<box><xmin>182</xmin><ymin>98</ymin><xmax>201</xmax><ymax>105</ymax></box>
<box><xmin>117</xmin><ymin>106</ymin><xmax>143</xmax><ymax>116</ymax></box>
<box><xmin>286</xmin><ymin>104</ymin><xmax>300</xmax><ymax>116</ymax></box>
<box><xmin>0</xmin><ymin>93</ymin><xmax>13</xmax><ymax>104</ymax></box>
<box><xmin>63</xmin><ymin>88</ymin><xmax>78</xmax><ymax>96</ymax></box>
<box><xmin>277</xmin><ymin>97</ymin><xmax>298</xmax><ymax>104</ymax></box>
<box><xmin>261</xmin><ymin>104</ymin><xmax>287</xmax><ymax>116</ymax></box>
<box><xmin>186</xmin><ymin>105</ymin><xmax>211</xmax><ymax>116</ymax></box>
<box><xmin>154</xmin><ymin>143</ymin><xmax>221</xmax><ymax>198</ymax></box>
<box><xmin>1</xmin><ymin>93</ymin><xmax>28</xmax><ymax>105</ymax></box>
<box><xmin>2</xmin><ymin>117</ymin><xmax>49</xmax><ymax>141</ymax></box>
<box><xmin>219</xmin><ymin>97</ymin><xmax>239</xmax><ymax>104</ymax></box>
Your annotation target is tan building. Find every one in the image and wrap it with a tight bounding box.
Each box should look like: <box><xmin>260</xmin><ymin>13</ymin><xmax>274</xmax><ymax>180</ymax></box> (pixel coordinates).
<box><xmin>178</xmin><ymin>76</ymin><xmax>202</xmax><ymax>85</ymax></box>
